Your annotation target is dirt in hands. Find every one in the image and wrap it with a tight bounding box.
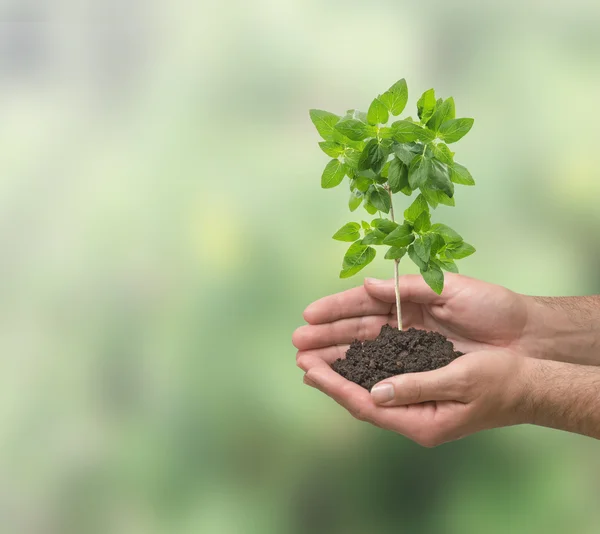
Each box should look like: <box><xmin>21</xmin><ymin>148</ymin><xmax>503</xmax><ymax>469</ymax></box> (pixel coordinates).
<box><xmin>332</xmin><ymin>324</ymin><xmax>464</xmax><ymax>391</ymax></box>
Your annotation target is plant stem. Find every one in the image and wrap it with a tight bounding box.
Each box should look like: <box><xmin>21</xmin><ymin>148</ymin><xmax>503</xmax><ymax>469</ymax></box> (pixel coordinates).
<box><xmin>386</xmin><ymin>186</ymin><xmax>403</xmax><ymax>330</ymax></box>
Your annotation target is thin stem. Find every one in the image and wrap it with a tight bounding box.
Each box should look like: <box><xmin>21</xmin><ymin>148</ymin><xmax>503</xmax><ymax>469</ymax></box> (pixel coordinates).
<box><xmin>386</xmin><ymin>186</ymin><xmax>403</xmax><ymax>330</ymax></box>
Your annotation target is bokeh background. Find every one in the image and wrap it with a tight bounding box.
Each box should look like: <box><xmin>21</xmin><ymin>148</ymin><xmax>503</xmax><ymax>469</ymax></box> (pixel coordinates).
<box><xmin>1</xmin><ymin>0</ymin><xmax>600</xmax><ymax>532</ymax></box>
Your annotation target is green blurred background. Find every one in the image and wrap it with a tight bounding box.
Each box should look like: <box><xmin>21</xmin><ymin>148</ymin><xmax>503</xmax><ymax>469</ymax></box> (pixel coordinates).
<box><xmin>0</xmin><ymin>1</ymin><xmax>599</xmax><ymax>532</ymax></box>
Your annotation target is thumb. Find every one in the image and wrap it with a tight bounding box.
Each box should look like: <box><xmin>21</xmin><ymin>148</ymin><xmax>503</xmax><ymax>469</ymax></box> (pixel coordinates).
<box><xmin>370</xmin><ymin>364</ymin><xmax>469</xmax><ymax>406</ymax></box>
<box><xmin>365</xmin><ymin>275</ymin><xmax>448</xmax><ymax>305</ymax></box>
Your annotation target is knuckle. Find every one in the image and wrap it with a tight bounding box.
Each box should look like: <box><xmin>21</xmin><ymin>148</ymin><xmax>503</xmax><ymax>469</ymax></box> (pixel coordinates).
<box><xmin>403</xmin><ymin>378</ymin><xmax>423</xmax><ymax>404</ymax></box>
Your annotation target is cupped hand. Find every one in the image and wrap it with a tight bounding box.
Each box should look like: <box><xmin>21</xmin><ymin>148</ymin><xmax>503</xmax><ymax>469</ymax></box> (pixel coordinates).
<box><xmin>293</xmin><ymin>274</ymin><xmax>535</xmax><ymax>358</ymax></box>
<box><xmin>299</xmin><ymin>347</ymin><xmax>533</xmax><ymax>447</ymax></box>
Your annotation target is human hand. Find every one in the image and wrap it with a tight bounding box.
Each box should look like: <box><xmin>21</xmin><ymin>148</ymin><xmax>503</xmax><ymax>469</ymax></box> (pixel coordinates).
<box><xmin>299</xmin><ymin>347</ymin><xmax>532</xmax><ymax>446</ymax></box>
<box><xmin>293</xmin><ymin>274</ymin><xmax>537</xmax><ymax>358</ymax></box>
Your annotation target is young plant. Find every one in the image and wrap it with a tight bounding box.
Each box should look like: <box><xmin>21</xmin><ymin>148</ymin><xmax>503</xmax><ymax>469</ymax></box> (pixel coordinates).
<box><xmin>310</xmin><ymin>79</ymin><xmax>476</xmax><ymax>329</ymax></box>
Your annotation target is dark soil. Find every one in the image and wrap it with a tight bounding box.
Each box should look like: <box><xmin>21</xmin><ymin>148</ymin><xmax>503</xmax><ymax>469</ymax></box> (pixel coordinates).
<box><xmin>332</xmin><ymin>325</ymin><xmax>464</xmax><ymax>390</ymax></box>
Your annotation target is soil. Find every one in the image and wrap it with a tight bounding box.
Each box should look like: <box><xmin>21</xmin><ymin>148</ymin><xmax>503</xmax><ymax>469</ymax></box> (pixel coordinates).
<box><xmin>332</xmin><ymin>325</ymin><xmax>464</xmax><ymax>390</ymax></box>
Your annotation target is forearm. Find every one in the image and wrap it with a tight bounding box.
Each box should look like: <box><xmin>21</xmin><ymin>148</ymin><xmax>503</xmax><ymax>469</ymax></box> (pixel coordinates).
<box><xmin>523</xmin><ymin>295</ymin><xmax>600</xmax><ymax>365</ymax></box>
<box><xmin>521</xmin><ymin>358</ymin><xmax>600</xmax><ymax>439</ymax></box>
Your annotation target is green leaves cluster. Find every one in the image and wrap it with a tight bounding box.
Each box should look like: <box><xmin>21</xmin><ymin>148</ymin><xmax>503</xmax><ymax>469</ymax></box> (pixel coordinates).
<box><xmin>310</xmin><ymin>80</ymin><xmax>476</xmax><ymax>294</ymax></box>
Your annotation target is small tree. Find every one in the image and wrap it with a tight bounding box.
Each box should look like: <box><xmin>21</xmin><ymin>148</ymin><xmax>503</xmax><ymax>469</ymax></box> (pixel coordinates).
<box><xmin>310</xmin><ymin>79</ymin><xmax>476</xmax><ymax>330</ymax></box>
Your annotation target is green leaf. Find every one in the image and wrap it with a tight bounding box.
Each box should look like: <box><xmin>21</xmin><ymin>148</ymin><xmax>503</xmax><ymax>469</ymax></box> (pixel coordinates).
<box><xmin>344</xmin><ymin>149</ymin><xmax>362</xmax><ymax>169</ymax></box>
<box><xmin>358</xmin><ymin>139</ymin><xmax>390</xmax><ymax>174</ymax></box>
<box><xmin>431</xmin><ymin>223</ymin><xmax>463</xmax><ymax>245</ymax></box>
<box><xmin>309</xmin><ymin>109</ymin><xmax>341</xmax><ymax>141</ymax></box>
<box><xmin>371</xmin><ymin>218</ymin><xmax>398</xmax><ymax>234</ymax></box>
<box><xmin>321</xmin><ymin>159</ymin><xmax>346</xmax><ymax>189</ymax></box>
<box><xmin>361</xmin><ymin>229</ymin><xmax>386</xmax><ymax>245</ymax></box>
<box><xmin>430</xmin><ymin>233</ymin><xmax>445</xmax><ymax>255</ymax></box>
<box><xmin>421</xmin><ymin>264</ymin><xmax>444</xmax><ymax>295</ymax></box>
<box><xmin>451</xmin><ymin>163</ymin><xmax>475</xmax><ymax>185</ymax></box>
<box><xmin>408</xmin><ymin>155</ymin><xmax>431</xmax><ymax>189</ymax></box>
<box><xmin>361</xmin><ymin>220</ymin><xmax>371</xmax><ymax>230</ymax></box>
<box><xmin>367</xmin><ymin>98</ymin><xmax>389</xmax><ymax>125</ymax></box>
<box><xmin>332</xmin><ymin>222</ymin><xmax>361</xmax><ymax>242</ymax></box>
<box><xmin>319</xmin><ymin>141</ymin><xmax>345</xmax><ymax>158</ymax></box>
<box><xmin>413</xmin><ymin>211</ymin><xmax>431</xmax><ymax>233</ymax></box>
<box><xmin>420</xmin><ymin>187</ymin><xmax>456</xmax><ymax>208</ymax></box>
<box><xmin>427</xmin><ymin>159</ymin><xmax>454</xmax><ymax>197</ymax></box>
<box><xmin>417</xmin><ymin>89</ymin><xmax>437</xmax><ymax>123</ymax></box>
<box><xmin>426</xmin><ymin>97</ymin><xmax>455</xmax><ymax>132</ymax></box>
<box><xmin>367</xmin><ymin>185</ymin><xmax>391</xmax><ymax>213</ymax></box>
<box><xmin>349</xmin><ymin>190</ymin><xmax>363</xmax><ymax>212</ymax></box>
<box><xmin>404</xmin><ymin>193</ymin><xmax>429</xmax><ymax>223</ymax></box>
<box><xmin>445</xmin><ymin>242</ymin><xmax>476</xmax><ymax>259</ymax></box>
<box><xmin>408</xmin><ymin>244</ymin><xmax>428</xmax><ymax>270</ymax></box>
<box><xmin>393</xmin><ymin>143</ymin><xmax>419</xmax><ymax>166</ymax></box>
<box><xmin>383</xmin><ymin>223</ymin><xmax>415</xmax><ymax>248</ymax></box>
<box><xmin>387</xmin><ymin>157</ymin><xmax>410</xmax><ymax>194</ymax></box>
<box><xmin>391</xmin><ymin>121</ymin><xmax>434</xmax><ymax>143</ymax></box>
<box><xmin>439</xmin><ymin>118</ymin><xmax>474</xmax><ymax>143</ymax></box>
<box><xmin>363</xmin><ymin>201</ymin><xmax>378</xmax><ymax>215</ymax></box>
<box><xmin>351</xmin><ymin>175</ymin><xmax>371</xmax><ymax>193</ymax></box>
<box><xmin>385</xmin><ymin>247</ymin><xmax>407</xmax><ymax>260</ymax></box>
<box><xmin>379</xmin><ymin>79</ymin><xmax>409</xmax><ymax>116</ymax></box>
<box><xmin>335</xmin><ymin>119</ymin><xmax>373</xmax><ymax>141</ymax></box>
<box><xmin>431</xmin><ymin>143</ymin><xmax>454</xmax><ymax>165</ymax></box>
<box><xmin>342</xmin><ymin>109</ymin><xmax>368</xmax><ymax>123</ymax></box>
<box><xmin>340</xmin><ymin>243</ymin><xmax>376</xmax><ymax>278</ymax></box>
<box><xmin>413</xmin><ymin>236</ymin><xmax>432</xmax><ymax>263</ymax></box>
<box><xmin>433</xmin><ymin>258</ymin><xmax>459</xmax><ymax>273</ymax></box>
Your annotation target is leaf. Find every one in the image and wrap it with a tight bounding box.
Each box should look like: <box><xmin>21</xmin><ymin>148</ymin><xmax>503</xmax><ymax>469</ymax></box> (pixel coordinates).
<box><xmin>344</xmin><ymin>149</ymin><xmax>362</xmax><ymax>169</ymax></box>
<box><xmin>342</xmin><ymin>109</ymin><xmax>369</xmax><ymax>123</ymax></box>
<box><xmin>420</xmin><ymin>187</ymin><xmax>455</xmax><ymax>208</ymax></box>
<box><xmin>363</xmin><ymin>201</ymin><xmax>378</xmax><ymax>215</ymax></box>
<box><xmin>391</xmin><ymin>121</ymin><xmax>434</xmax><ymax>143</ymax></box>
<box><xmin>431</xmin><ymin>223</ymin><xmax>463</xmax><ymax>245</ymax></box>
<box><xmin>408</xmin><ymin>155</ymin><xmax>431</xmax><ymax>189</ymax></box>
<box><xmin>351</xmin><ymin>175</ymin><xmax>371</xmax><ymax>193</ymax></box>
<box><xmin>361</xmin><ymin>220</ymin><xmax>371</xmax><ymax>230</ymax></box>
<box><xmin>309</xmin><ymin>109</ymin><xmax>341</xmax><ymax>140</ymax></box>
<box><xmin>417</xmin><ymin>89</ymin><xmax>437</xmax><ymax>123</ymax></box>
<box><xmin>387</xmin><ymin>157</ymin><xmax>410</xmax><ymax>194</ymax></box>
<box><xmin>404</xmin><ymin>193</ymin><xmax>429</xmax><ymax>223</ymax></box>
<box><xmin>413</xmin><ymin>211</ymin><xmax>431</xmax><ymax>233</ymax></box>
<box><xmin>421</xmin><ymin>264</ymin><xmax>444</xmax><ymax>295</ymax></box>
<box><xmin>349</xmin><ymin>190</ymin><xmax>363</xmax><ymax>212</ymax></box>
<box><xmin>319</xmin><ymin>141</ymin><xmax>345</xmax><ymax>158</ymax></box>
<box><xmin>451</xmin><ymin>163</ymin><xmax>475</xmax><ymax>185</ymax></box>
<box><xmin>340</xmin><ymin>243</ymin><xmax>376</xmax><ymax>278</ymax></box>
<box><xmin>321</xmin><ymin>159</ymin><xmax>346</xmax><ymax>189</ymax></box>
<box><xmin>439</xmin><ymin>118</ymin><xmax>474</xmax><ymax>143</ymax></box>
<box><xmin>426</xmin><ymin>97</ymin><xmax>455</xmax><ymax>132</ymax></box>
<box><xmin>413</xmin><ymin>236</ymin><xmax>432</xmax><ymax>263</ymax></box>
<box><xmin>332</xmin><ymin>222</ymin><xmax>361</xmax><ymax>242</ymax></box>
<box><xmin>431</xmin><ymin>143</ymin><xmax>454</xmax><ymax>165</ymax></box>
<box><xmin>393</xmin><ymin>143</ymin><xmax>419</xmax><ymax>166</ymax></box>
<box><xmin>385</xmin><ymin>247</ymin><xmax>407</xmax><ymax>260</ymax></box>
<box><xmin>433</xmin><ymin>257</ymin><xmax>459</xmax><ymax>273</ymax></box>
<box><xmin>335</xmin><ymin>119</ymin><xmax>373</xmax><ymax>141</ymax></box>
<box><xmin>383</xmin><ymin>223</ymin><xmax>415</xmax><ymax>248</ymax></box>
<box><xmin>379</xmin><ymin>79</ymin><xmax>409</xmax><ymax>116</ymax></box>
<box><xmin>358</xmin><ymin>139</ymin><xmax>390</xmax><ymax>174</ymax></box>
<box><xmin>362</xmin><ymin>229</ymin><xmax>386</xmax><ymax>245</ymax></box>
<box><xmin>427</xmin><ymin>159</ymin><xmax>454</xmax><ymax>197</ymax></box>
<box><xmin>367</xmin><ymin>97</ymin><xmax>389</xmax><ymax>125</ymax></box>
<box><xmin>408</xmin><ymin>244</ymin><xmax>428</xmax><ymax>270</ymax></box>
<box><xmin>445</xmin><ymin>242</ymin><xmax>476</xmax><ymax>259</ymax></box>
<box><xmin>367</xmin><ymin>185</ymin><xmax>391</xmax><ymax>213</ymax></box>
<box><xmin>430</xmin><ymin>233</ymin><xmax>445</xmax><ymax>255</ymax></box>
<box><xmin>371</xmin><ymin>218</ymin><xmax>398</xmax><ymax>234</ymax></box>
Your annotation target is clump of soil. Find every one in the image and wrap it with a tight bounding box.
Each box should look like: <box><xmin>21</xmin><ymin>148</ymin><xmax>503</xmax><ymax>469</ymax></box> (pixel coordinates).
<box><xmin>332</xmin><ymin>325</ymin><xmax>463</xmax><ymax>390</ymax></box>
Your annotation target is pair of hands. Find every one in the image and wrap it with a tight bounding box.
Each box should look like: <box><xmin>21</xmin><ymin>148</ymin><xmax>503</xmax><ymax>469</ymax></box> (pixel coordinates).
<box><xmin>292</xmin><ymin>274</ymin><xmax>552</xmax><ymax>446</ymax></box>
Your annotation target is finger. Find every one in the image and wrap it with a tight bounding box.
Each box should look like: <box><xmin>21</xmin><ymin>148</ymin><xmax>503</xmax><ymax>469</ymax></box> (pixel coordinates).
<box><xmin>365</xmin><ymin>275</ymin><xmax>451</xmax><ymax>305</ymax></box>
<box><xmin>303</xmin><ymin>374</ymin><xmax>318</xmax><ymax>388</ymax></box>
<box><xmin>296</xmin><ymin>345</ymin><xmax>350</xmax><ymax>371</ymax></box>
<box><xmin>305</xmin><ymin>367</ymin><xmax>380</xmax><ymax>424</ymax></box>
<box><xmin>293</xmin><ymin>315</ymin><xmax>395</xmax><ymax>351</ymax></box>
<box><xmin>303</xmin><ymin>285</ymin><xmax>392</xmax><ymax>325</ymax></box>
<box><xmin>370</xmin><ymin>364</ymin><xmax>470</xmax><ymax>406</ymax></box>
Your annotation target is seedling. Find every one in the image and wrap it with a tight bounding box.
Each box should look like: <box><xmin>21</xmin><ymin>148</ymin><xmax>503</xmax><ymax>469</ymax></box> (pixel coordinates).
<box><xmin>310</xmin><ymin>79</ymin><xmax>476</xmax><ymax>329</ymax></box>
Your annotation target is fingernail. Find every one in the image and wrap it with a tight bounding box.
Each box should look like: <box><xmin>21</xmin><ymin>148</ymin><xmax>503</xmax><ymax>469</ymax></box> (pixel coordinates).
<box><xmin>371</xmin><ymin>383</ymin><xmax>394</xmax><ymax>403</ymax></box>
<box><xmin>366</xmin><ymin>278</ymin><xmax>384</xmax><ymax>285</ymax></box>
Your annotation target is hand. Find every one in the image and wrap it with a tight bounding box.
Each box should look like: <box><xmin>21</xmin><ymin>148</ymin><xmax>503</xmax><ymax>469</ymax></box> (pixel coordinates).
<box><xmin>293</xmin><ymin>274</ymin><xmax>536</xmax><ymax>358</ymax></box>
<box><xmin>300</xmin><ymin>348</ymin><xmax>532</xmax><ymax>447</ymax></box>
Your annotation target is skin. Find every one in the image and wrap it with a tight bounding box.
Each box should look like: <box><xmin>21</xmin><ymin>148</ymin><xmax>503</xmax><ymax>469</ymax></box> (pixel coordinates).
<box><xmin>292</xmin><ymin>274</ymin><xmax>600</xmax><ymax>446</ymax></box>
